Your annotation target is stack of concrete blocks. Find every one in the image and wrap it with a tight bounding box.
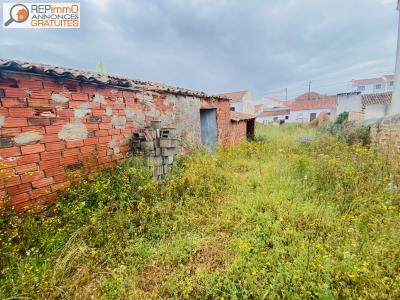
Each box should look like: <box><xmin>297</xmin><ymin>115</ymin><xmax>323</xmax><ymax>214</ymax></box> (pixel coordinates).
<box><xmin>132</xmin><ymin>121</ymin><xmax>177</xmax><ymax>179</ymax></box>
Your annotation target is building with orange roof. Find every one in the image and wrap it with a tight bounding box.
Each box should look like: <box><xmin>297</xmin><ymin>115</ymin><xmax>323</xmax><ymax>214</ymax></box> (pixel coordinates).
<box><xmin>216</xmin><ymin>90</ymin><xmax>256</xmax><ymax>114</ymax></box>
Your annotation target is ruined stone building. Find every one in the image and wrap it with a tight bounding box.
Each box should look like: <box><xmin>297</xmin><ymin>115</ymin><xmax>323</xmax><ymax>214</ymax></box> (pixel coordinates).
<box><xmin>0</xmin><ymin>59</ymin><xmax>255</xmax><ymax>208</ymax></box>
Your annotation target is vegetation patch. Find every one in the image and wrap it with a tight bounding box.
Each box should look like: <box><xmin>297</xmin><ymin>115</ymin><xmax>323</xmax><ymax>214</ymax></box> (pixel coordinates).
<box><xmin>1</xmin><ymin>124</ymin><xmax>399</xmax><ymax>299</ymax></box>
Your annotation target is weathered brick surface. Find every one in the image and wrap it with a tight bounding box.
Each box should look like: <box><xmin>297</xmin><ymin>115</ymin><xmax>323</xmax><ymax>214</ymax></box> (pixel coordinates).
<box><xmin>0</xmin><ymin>72</ymin><xmax>241</xmax><ymax>209</ymax></box>
<box><xmin>371</xmin><ymin>115</ymin><xmax>400</xmax><ymax>161</ymax></box>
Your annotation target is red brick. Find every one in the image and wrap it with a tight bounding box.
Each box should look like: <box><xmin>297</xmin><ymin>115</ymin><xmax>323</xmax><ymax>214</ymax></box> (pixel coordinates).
<box><xmin>4</xmin><ymin>88</ymin><xmax>29</xmax><ymax>98</ymax></box>
<box><xmin>66</xmin><ymin>140</ymin><xmax>84</xmax><ymax>148</ymax></box>
<box><xmin>18</xmin><ymin>80</ymin><xmax>43</xmax><ymax>90</ymax></box>
<box><xmin>17</xmin><ymin>154</ymin><xmax>40</xmax><ymax>165</ymax></box>
<box><xmin>84</xmin><ymin>137</ymin><xmax>98</xmax><ymax>145</ymax></box>
<box><xmin>27</xmin><ymin>117</ymin><xmax>50</xmax><ymax>126</ymax></box>
<box><xmin>0</xmin><ymin>147</ymin><xmax>21</xmax><ymax>158</ymax></box>
<box><xmin>11</xmin><ymin>193</ymin><xmax>30</xmax><ymax>205</ymax></box>
<box><xmin>1</xmin><ymin>98</ymin><xmax>27</xmax><ymax>108</ymax></box>
<box><xmin>7</xmin><ymin>183</ymin><xmax>31</xmax><ymax>196</ymax></box>
<box><xmin>28</xmin><ymin>99</ymin><xmax>50</xmax><ymax>107</ymax></box>
<box><xmin>30</xmin><ymin>187</ymin><xmax>51</xmax><ymax>199</ymax></box>
<box><xmin>96</xmin><ymin>130</ymin><xmax>109</xmax><ymax>137</ymax></box>
<box><xmin>15</xmin><ymin>163</ymin><xmax>38</xmax><ymax>174</ymax></box>
<box><xmin>0</xmin><ymin>175</ymin><xmax>21</xmax><ymax>188</ymax></box>
<box><xmin>45</xmin><ymin>141</ymin><xmax>65</xmax><ymax>151</ymax></box>
<box><xmin>21</xmin><ymin>126</ymin><xmax>45</xmax><ymax>134</ymax></box>
<box><xmin>43</xmin><ymin>81</ymin><xmax>64</xmax><ymax>92</ymax></box>
<box><xmin>30</xmin><ymin>90</ymin><xmax>52</xmax><ymax>98</ymax></box>
<box><xmin>39</xmin><ymin>159</ymin><xmax>60</xmax><ymax>170</ymax></box>
<box><xmin>21</xmin><ymin>143</ymin><xmax>45</xmax><ymax>155</ymax></box>
<box><xmin>61</xmin><ymin>156</ymin><xmax>79</xmax><ymax>165</ymax></box>
<box><xmin>68</xmin><ymin>101</ymin><xmax>84</xmax><ymax>108</ymax></box>
<box><xmin>40</xmin><ymin>150</ymin><xmax>61</xmax><ymax>161</ymax></box>
<box><xmin>45</xmin><ymin>165</ymin><xmax>64</xmax><ymax>177</ymax></box>
<box><xmin>92</xmin><ymin>109</ymin><xmax>105</xmax><ymax>116</ymax></box>
<box><xmin>45</xmin><ymin>125</ymin><xmax>63</xmax><ymax>134</ymax></box>
<box><xmin>98</xmin><ymin>136</ymin><xmax>111</xmax><ymax>143</ymax></box>
<box><xmin>3</xmin><ymin>118</ymin><xmax>28</xmax><ymax>127</ymax></box>
<box><xmin>98</xmin><ymin>156</ymin><xmax>111</xmax><ymax>164</ymax></box>
<box><xmin>0</xmin><ymin>160</ymin><xmax>17</xmax><ymax>169</ymax></box>
<box><xmin>71</xmin><ymin>93</ymin><xmax>89</xmax><ymax>101</ymax></box>
<box><xmin>41</xmin><ymin>134</ymin><xmax>60</xmax><ymax>143</ymax></box>
<box><xmin>85</xmin><ymin>124</ymin><xmax>99</xmax><ymax>130</ymax></box>
<box><xmin>32</xmin><ymin>177</ymin><xmax>54</xmax><ymax>189</ymax></box>
<box><xmin>21</xmin><ymin>171</ymin><xmax>44</xmax><ymax>183</ymax></box>
<box><xmin>38</xmin><ymin>192</ymin><xmax>58</xmax><ymax>204</ymax></box>
<box><xmin>63</xmin><ymin>148</ymin><xmax>81</xmax><ymax>157</ymax></box>
<box><xmin>53</xmin><ymin>174</ymin><xmax>67</xmax><ymax>183</ymax></box>
<box><xmin>51</xmin><ymin>181</ymin><xmax>70</xmax><ymax>192</ymax></box>
<box><xmin>8</xmin><ymin>108</ymin><xmax>35</xmax><ymax>117</ymax></box>
<box><xmin>0</xmin><ymin>167</ymin><xmax>15</xmax><ymax>180</ymax></box>
<box><xmin>56</xmin><ymin>109</ymin><xmax>74</xmax><ymax>118</ymax></box>
<box><xmin>99</xmin><ymin>123</ymin><xmax>112</xmax><ymax>130</ymax></box>
<box><xmin>80</xmin><ymin>145</ymin><xmax>96</xmax><ymax>155</ymax></box>
<box><xmin>0</xmin><ymin>128</ymin><xmax>21</xmax><ymax>136</ymax></box>
<box><xmin>109</xmin><ymin>129</ymin><xmax>121</xmax><ymax>135</ymax></box>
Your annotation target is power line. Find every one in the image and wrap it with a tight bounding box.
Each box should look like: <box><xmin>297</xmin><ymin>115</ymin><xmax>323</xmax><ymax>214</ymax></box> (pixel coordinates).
<box><xmin>262</xmin><ymin>69</ymin><xmax>394</xmax><ymax>96</ymax></box>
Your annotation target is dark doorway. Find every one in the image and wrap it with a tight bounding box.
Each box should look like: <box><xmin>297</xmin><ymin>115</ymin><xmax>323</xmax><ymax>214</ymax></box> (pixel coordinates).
<box><xmin>200</xmin><ymin>109</ymin><xmax>218</xmax><ymax>149</ymax></box>
<box><xmin>310</xmin><ymin>113</ymin><xmax>317</xmax><ymax>122</ymax></box>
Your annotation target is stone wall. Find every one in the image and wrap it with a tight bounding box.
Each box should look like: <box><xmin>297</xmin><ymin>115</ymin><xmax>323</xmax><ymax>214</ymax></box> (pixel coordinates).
<box><xmin>370</xmin><ymin>114</ymin><xmax>400</xmax><ymax>160</ymax></box>
<box><xmin>0</xmin><ymin>72</ymin><xmax>233</xmax><ymax>209</ymax></box>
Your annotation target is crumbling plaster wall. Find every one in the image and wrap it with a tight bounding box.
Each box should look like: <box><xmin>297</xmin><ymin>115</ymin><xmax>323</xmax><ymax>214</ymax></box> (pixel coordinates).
<box><xmin>370</xmin><ymin>114</ymin><xmax>400</xmax><ymax>160</ymax></box>
<box><xmin>0</xmin><ymin>72</ymin><xmax>214</xmax><ymax>208</ymax></box>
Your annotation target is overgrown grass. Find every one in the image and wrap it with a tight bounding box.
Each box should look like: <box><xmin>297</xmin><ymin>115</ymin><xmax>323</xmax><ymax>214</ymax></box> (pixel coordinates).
<box><xmin>1</xmin><ymin>124</ymin><xmax>399</xmax><ymax>299</ymax></box>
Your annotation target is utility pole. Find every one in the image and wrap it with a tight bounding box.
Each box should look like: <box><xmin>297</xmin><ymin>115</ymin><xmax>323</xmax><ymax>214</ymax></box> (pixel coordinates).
<box><xmin>285</xmin><ymin>88</ymin><xmax>288</xmax><ymax>101</ymax></box>
<box><xmin>308</xmin><ymin>80</ymin><xmax>311</xmax><ymax>100</ymax></box>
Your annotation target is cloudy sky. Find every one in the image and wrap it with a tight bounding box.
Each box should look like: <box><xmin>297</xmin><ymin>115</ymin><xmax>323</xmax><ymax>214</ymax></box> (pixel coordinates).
<box><xmin>0</xmin><ymin>0</ymin><xmax>398</xmax><ymax>100</ymax></box>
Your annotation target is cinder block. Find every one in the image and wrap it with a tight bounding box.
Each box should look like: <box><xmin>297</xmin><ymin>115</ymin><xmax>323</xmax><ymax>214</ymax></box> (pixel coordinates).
<box><xmin>142</xmin><ymin>141</ymin><xmax>154</xmax><ymax>151</ymax></box>
<box><xmin>160</xmin><ymin>138</ymin><xmax>177</xmax><ymax>148</ymax></box>
<box><xmin>163</xmin><ymin>156</ymin><xmax>174</xmax><ymax>164</ymax></box>
<box><xmin>161</xmin><ymin>147</ymin><xmax>176</xmax><ymax>156</ymax></box>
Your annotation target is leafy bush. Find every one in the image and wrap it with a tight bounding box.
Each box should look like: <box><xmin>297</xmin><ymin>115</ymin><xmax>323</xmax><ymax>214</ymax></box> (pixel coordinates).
<box><xmin>318</xmin><ymin>122</ymin><xmax>370</xmax><ymax>145</ymax></box>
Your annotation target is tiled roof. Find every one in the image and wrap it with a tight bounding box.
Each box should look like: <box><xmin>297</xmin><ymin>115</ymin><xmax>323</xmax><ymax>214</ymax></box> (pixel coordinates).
<box><xmin>295</xmin><ymin>91</ymin><xmax>322</xmax><ymax>100</ymax></box>
<box><xmin>288</xmin><ymin>98</ymin><xmax>336</xmax><ymax>111</ymax></box>
<box><xmin>352</xmin><ymin>76</ymin><xmax>389</xmax><ymax>86</ymax></box>
<box><xmin>259</xmin><ymin>108</ymin><xmax>290</xmax><ymax>117</ymax></box>
<box><xmin>217</xmin><ymin>91</ymin><xmax>248</xmax><ymax>102</ymax></box>
<box><xmin>383</xmin><ymin>75</ymin><xmax>395</xmax><ymax>81</ymax></box>
<box><xmin>230</xmin><ymin>111</ymin><xmax>256</xmax><ymax>122</ymax></box>
<box><xmin>361</xmin><ymin>92</ymin><xmax>392</xmax><ymax>109</ymax></box>
<box><xmin>0</xmin><ymin>59</ymin><xmax>227</xmax><ymax>99</ymax></box>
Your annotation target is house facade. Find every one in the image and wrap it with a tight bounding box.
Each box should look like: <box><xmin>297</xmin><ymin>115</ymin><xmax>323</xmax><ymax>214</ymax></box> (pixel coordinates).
<box><xmin>287</xmin><ymin>93</ymin><xmax>337</xmax><ymax>123</ymax></box>
<box><xmin>351</xmin><ymin>75</ymin><xmax>395</xmax><ymax>94</ymax></box>
<box><xmin>336</xmin><ymin>91</ymin><xmax>392</xmax><ymax>120</ymax></box>
<box><xmin>216</xmin><ymin>90</ymin><xmax>256</xmax><ymax>114</ymax></box>
<box><xmin>0</xmin><ymin>59</ymin><xmax>252</xmax><ymax>209</ymax></box>
<box><xmin>256</xmin><ymin>107</ymin><xmax>290</xmax><ymax>124</ymax></box>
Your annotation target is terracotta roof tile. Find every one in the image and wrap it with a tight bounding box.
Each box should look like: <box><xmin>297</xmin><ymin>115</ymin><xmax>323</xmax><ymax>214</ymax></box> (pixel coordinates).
<box><xmin>288</xmin><ymin>97</ymin><xmax>336</xmax><ymax>111</ymax></box>
<box><xmin>295</xmin><ymin>91</ymin><xmax>322</xmax><ymax>100</ymax></box>
<box><xmin>0</xmin><ymin>59</ymin><xmax>227</xmax><ymax>99</ymax></box>
<box><xmin>230</xmin><ymin>111</ymin><xmax>256</xmax><ymax>122</ymax></box>
<box><xmin>259</xmin><ymin>108</ymin><xmax>290</xmax><ymax>117</ymax></box>
<box><xmin>217</xmin><ymin>91</ymin><xmax>248</xmax><ymax>102</ymax></box>
<box><xmin>361</xmin><ymin>92</ymin><xmax>392</xmax><ymax>109</ymax></box>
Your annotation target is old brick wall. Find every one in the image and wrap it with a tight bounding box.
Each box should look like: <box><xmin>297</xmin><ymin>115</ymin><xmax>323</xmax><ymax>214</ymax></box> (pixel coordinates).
<box><xmin>0</xmin><ymin>72</ymin><xmax>230</xmax><ymax>208</ymax></box>
<box><xmin>200</xmin><ymin>98</ymin><xmax>231</xmax><ymax>147</ymax></box>
<box><xmin>229</xmin><ymin>121</ymin><xmax>247</xmax><ymax>146</ymax></box>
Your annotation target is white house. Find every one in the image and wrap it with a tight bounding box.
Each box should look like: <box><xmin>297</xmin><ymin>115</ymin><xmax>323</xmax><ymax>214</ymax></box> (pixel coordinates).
<box><xmin>287</xmin><ymin>93</ymin><xmax>337</xmax><ymax>123</ymax></box>
<box><xmin>256</xmin><ymin>107</ymin><xmax>290</xmax><ymax>124</ymax></box>
<box><xmin>336</xmin><ymin>91</ymin><xmax>392</xmax><ymax>120</ymax></box>
<box><xmin>352</xmin><ymin>75</ymin><xmax>395</xmax><ymax>94</ymax></box>
<box><xmin>216</xmin><ymin>90</ymin><xmax>256</xmax><ymax>114</ymax></box>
